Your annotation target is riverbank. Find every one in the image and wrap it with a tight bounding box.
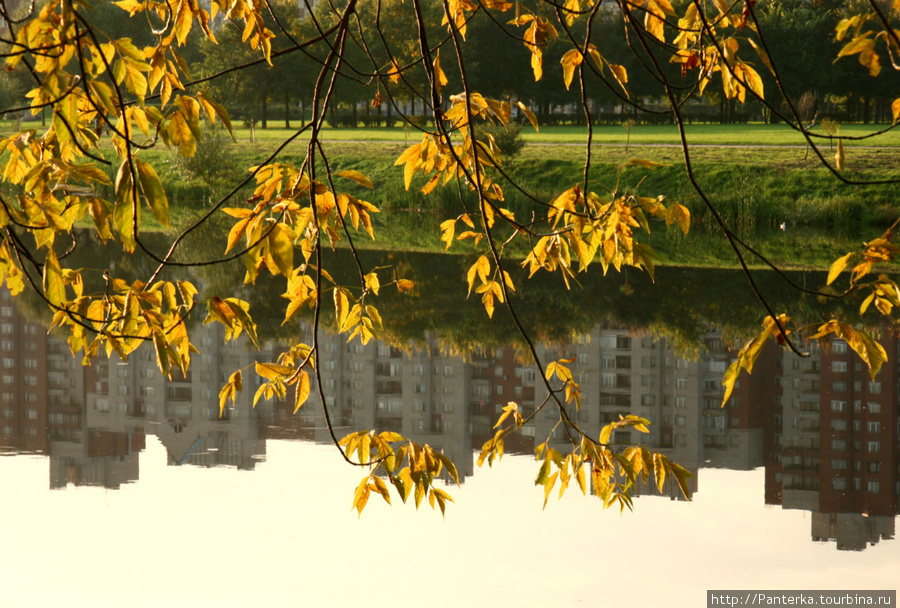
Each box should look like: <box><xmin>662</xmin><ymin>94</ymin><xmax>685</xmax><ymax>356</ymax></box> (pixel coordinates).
<box><xmin>3</xmin><ymin>121</ymin><xmax>898</xmax><ymax>270</ymax></box>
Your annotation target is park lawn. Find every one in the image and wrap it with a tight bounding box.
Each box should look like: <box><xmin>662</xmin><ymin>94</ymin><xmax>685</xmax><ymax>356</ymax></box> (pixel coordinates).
<box><xmin>200</xmin><ymin>122</ymin><xmax>900</xmax><ymax>147</ymax></box>
<box><xmin>3</xmin><ymin>119</ymin><xmax>899</xmax><ymax>147</ymax></box>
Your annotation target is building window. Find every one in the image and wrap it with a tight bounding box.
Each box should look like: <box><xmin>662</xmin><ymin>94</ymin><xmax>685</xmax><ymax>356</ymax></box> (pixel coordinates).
<box><xmin>867</xmin><ymin>461</ymin><xmax>881</xmax><ymax>474</ymax></box>
<box><xmin>832</xmin><ymin>340</ymin><xmax>848</xmax><ymax>353</ymax></box>
<box><xmin>674</xmin><ymin>415</ymin><xmax>686</xmax><ymax>427</ymax></box>
<box><xmin>831</xmin><ymin>381</ymin><xmax>847</xmax><ymax>392</ymax></box>
<box><xmin>676</xmin><ymin>377</ymin><xmax>687</xmax><ymax>389</ymax></box>
<box><xmin>867</xmin><ymin>441</ymin><xmax>880</xmax><ymax>453</ymax></box>
<box><xmin>708</xmin><ymin>360</ymin><xmax>727</xmax><ymax>373</ymax></box>
<box><xmin>868</xmin><ymin>402</ymin><xmax>881</xmax><ymax>414</ymax></box>
<box><xmin>675</xmin><ymin>397</ymin><xmax>686</xmax><ymax>408</ymax></box>
<box><xmin>831</xmin><ymin>361</ymin><xmax>847</xmax><ymax>372</ymax></box>
<box><xmin>868</xmin><ymin>421</ymin><xmax>880</xmax><ymax>433</ymax></box>
<box><xmin>831</xmin><ymin>439</ymin><xmax>847</xmax><ymax>451</ymax></box>
<box><xmin>831</xmin><ymin>459</ymin><xmax>848</xmax><ymax>470</ymax></box>
<box><xmin>868</xmin><ymin>481</ymin><xmax>880</xmax><ymax>493</ymax></box>
<box><xmin>831</xmin><ymin>478</ymin><xmax>847</xmax><ymax>491</ymax></box>
<box><xmin>868</xmin><ymin>381</ymin><xmax>882</xmax><ymax>394</ymax></box>
<box><xmin>830</xmin><ymin>400</ymin><xmax>847</xmax><ymax>412</ymax></box>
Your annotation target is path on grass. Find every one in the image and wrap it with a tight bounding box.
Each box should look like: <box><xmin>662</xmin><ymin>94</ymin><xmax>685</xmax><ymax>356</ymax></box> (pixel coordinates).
<box><xmin>320</xmin><ymin>139</ymin><xmax>897</xmax><ymax>149</ymax></box>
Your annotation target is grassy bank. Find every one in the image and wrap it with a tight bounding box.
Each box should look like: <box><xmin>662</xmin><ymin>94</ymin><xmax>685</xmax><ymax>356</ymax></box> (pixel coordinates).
<box><xmin>3</xmin><ymin>119</ymin><xmax>898</xmax><ymax>269</ymax></box>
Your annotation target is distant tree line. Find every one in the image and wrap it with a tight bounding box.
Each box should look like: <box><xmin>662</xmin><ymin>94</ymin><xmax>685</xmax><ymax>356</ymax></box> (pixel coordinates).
<box><xmin>3</xmin><ymin>0</ymin><xmax>888</xmax><ymax>129</ymax></box>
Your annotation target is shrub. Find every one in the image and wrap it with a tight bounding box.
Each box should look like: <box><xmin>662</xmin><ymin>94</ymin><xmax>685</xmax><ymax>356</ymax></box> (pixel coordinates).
<box><xmin>167</xmin><ymin>125</ymin><xmax>239</xmax><ymax>189</ymax></box>
<box><xmin>479</xmin><ymin>121</ymin><xmax>526</xmax><ymax>161</ymax></box>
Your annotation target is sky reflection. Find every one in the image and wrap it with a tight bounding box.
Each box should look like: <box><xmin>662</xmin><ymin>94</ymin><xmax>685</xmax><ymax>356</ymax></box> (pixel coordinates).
<box><xmin>2</xmin><ymin>438</ymin><xmax>897</xmax><ymax>608</ymax></box>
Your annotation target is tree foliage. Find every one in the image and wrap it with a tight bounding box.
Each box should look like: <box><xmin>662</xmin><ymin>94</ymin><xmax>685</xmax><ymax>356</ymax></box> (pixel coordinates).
<box><xmin>1</xmin><ymin>0</ymin><xmax>899</xmax><ymax>515</ymax></box>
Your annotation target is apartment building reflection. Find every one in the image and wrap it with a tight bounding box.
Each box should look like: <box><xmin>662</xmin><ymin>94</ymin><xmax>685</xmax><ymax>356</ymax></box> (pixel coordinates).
<box><xmin>770</xmin><ymin>334</ymin><xmax>900</xmax><ymax>551</ymax></box>
<box><xmin>2</xmin><ymin>285</ymin><xmax>897</xmax><ymax>550</ymax></box>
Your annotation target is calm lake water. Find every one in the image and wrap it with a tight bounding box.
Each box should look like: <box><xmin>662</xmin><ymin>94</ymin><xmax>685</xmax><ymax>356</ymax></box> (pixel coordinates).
<box><xmin>1</xmin><ymin>259</ymin><xmax>898</xmax><ymax>607</ymax></box>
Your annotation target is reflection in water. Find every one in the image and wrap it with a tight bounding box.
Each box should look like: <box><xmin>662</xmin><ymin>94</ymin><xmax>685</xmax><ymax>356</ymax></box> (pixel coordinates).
<box><xmin>0</xmin><ymin>283</ymin><xmax>897</xmax><ymax>552</ymax></box>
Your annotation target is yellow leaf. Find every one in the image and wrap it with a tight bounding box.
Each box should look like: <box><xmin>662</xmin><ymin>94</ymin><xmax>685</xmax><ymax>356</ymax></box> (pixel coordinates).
<box><xmin>353</xmin><ymin>476</ymin><xmax>370</xmax><ymax>516</ymax></box>
<box><xmin>433</xmin><ymin>51</ymin><xmax>449</xmax><ymax>94</ymax></box>
<box><xmin>892</xmin><ymin>98</ymin><xmax>900</xmax><ymax>125</ymax></box>
<box><xmin>294</xmin><ymin>371</ymin><xmax>310</xmax><ymax>413</ymax></box>
<box><xmin>334</xmin><ymin>288</ymin><xmax>350</xmax><ymax>330</ymax></box>
<box><xmin>836</xmin><ymin>139</ymin><xmax>845</xmax><ymax>173</ymax></box>
<box><xmin>711</xmin><ymin>0</ymin><xmax>730</xmax><ymax>15</ymax></box>
<box><xmin>653</xmin><ymin>452</ymin><xmax>666</xmax><ymax>493</ymax></box>
<box><xmin>560</xmin><ymin>49</ymin><xmax>582</xmax><ymax>91</ymax></box>
<box><xmin>135</xmin><ymin>159</ymin><xmax>169</xmax><ymax>228</ymax></box>
<box><xmin>666</xmin><ymin>204</ymin><xmax>690</xmax><ymax>235</ymax></box>
<box><xmin>721</xmin><ymin>360</ymin><xmax>741</xmax><ymax>405</ymax></box>
<box><xmin>740</xmin><ymin>62</ymin><xmax>764</xmax><ymax>99</ymax></box>
<box><xmin>516</xmin><ymin>101</ymin><xmax>539</xmax><ymax>132</ymax></box>
<box><xmin>335</xmin><ymin>170</ymin><xmax>374</xmax><ymax>189</ymax></box>
<box><xmin>42</xmin><ymin>247</ymin><xmax>65</xmax><ymax>308</ymax></box>
<box><xmin>371</xmin><ymin>475</ymin><xmax>391</xmax><ymax>505</ymax></box>
<box><xmin>364</xmin><ymin>271</ymin><xmax>380</xmax><ymax>295</ymax></box>
<box><xmin>542</xmin><ymin>471</ymin><xmax>558</xmax><ymax>509</ymax></box>
<box><xmin>827</xmin><ymin>252</ymin><xmax>854</xmax><ymax>285</ymax></box>
<box><xmin>226</xmin><ymin>218</ymin><xmax>250</xmax><ymax>254</ymax></box>
<box><xmin>608</xmin><ymin>63</ymin><xmax>628</xmax><ymax>94</ymax></box>
<box><xmin>440</xmin><ymin>218</ymin><xmax>456</xmax><ymax>250</ymax></box>
<box><xmin>387</xmin><ymin>59</ymin><xmax>401</xmax><ymax>84</ymax></box>
<box><xmin>619</xmin><ymin>158</ymin><xmax>665</xmax><ymax>170</ymax></box>
<box><xmin>256</xmin><ymin>361</ymin><xmax>293</xmax><ymax>380</ymax></box>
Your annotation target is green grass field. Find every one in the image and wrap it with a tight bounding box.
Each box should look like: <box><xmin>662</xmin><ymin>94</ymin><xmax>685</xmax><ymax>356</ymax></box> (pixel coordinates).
<box><xmin>2</xmin><ymin>117</ymin><xmax>899</xmax><ymax>269</ymax></box>
<box><xmin>3</xmin><ymin>118</ymin><xmax>899</xmax><ymax>147</ymax></box>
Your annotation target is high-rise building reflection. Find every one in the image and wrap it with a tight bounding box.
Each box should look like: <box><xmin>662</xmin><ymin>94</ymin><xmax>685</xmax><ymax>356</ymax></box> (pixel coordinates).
<box><xmin>1</xmin><ymin>286</ymin><xmax>897</xmax><ymax>550</ymax></box>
